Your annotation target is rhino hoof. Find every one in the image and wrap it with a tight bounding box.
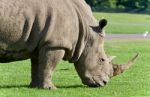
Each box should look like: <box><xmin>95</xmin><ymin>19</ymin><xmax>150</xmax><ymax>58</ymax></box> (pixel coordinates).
<box><xmin>38</xmin><ymin>84</ymin><xmax>57</xmax><ymax>90</ymax></box>
<box><xmin>42</xmin><ymin>86</ymin><xmax>57</xmax><ymax>90</ymax></box>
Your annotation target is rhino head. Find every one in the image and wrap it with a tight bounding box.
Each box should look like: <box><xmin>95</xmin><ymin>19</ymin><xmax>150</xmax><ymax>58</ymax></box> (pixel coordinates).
<box><xmin>74</xmin><ymin>19</ymin><xmax>138</xmax><ymax>87</ymax></box>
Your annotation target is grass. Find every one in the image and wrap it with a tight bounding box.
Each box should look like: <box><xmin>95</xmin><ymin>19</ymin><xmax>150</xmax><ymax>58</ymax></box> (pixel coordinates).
<box><xmin>0</xmin><ymin>40</ymin><xmax>150</xmax><ymax>97</ymax></box>
<box><xmin>93</xmin><ymin>12</ymin><xmax>150</xmax><ymax>34</ymax></box>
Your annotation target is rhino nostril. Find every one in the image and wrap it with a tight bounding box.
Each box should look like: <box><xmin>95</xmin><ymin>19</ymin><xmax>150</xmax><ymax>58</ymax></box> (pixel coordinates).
<box><xmin>103</xmin><ymin>80</ymin><xmax>107</xmax><ymax>85</ymax></box>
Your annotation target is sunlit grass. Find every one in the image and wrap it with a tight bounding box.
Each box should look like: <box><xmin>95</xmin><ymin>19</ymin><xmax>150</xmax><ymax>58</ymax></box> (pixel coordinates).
<box><xmin>94</xmin><ymin>12</ymin><xmax>150</xmax><ymax>34</ymax></box>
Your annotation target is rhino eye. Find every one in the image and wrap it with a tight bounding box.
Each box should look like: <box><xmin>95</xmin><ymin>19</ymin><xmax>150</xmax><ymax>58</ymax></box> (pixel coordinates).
<box><xmin>99</xmin><ymin>58</ymin><xmax>105</xmax><ymax>62</ymax></box>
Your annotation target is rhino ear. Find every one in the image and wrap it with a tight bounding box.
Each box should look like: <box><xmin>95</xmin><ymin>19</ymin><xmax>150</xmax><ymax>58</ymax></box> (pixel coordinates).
<box><xmin>99</xmin><ymin>19</ymin><xmax>107</xmax><ymax>29</ymax></box>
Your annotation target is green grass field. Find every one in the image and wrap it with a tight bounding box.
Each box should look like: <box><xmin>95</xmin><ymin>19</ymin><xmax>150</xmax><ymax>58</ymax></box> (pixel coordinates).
<box><xmin>94</xmin><ymin>12</ymin><xmax>150</xmax><ymax>34</ymax></box>
<box><xmin>0</xmin><ymin>40</ymin><xmax>149</xmax><ymax>97</ymax></box>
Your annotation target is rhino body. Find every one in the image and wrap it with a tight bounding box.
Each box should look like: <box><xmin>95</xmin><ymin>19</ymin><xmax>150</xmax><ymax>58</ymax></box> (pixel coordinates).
<box><xmin>0</xmin><ymin>0</ymin><xmax>138</xmax><ymax>89</ymax></box>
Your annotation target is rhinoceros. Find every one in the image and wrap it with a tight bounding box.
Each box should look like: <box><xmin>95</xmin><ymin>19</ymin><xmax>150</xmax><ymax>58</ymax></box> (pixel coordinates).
<box><xmin>0</xmin><ymin>0</ymin><xmax>138</xmax><ymax>89</ymax></box>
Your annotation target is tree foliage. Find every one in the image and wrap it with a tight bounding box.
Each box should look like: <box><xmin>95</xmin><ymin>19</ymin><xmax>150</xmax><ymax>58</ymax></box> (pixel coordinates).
<box><xmin>85</xmin><ymin>0</ymin><xmax>150</xmax><ymax>12</ymax></box>
<box><xmin>116</xmin><ymin>0</ymin><xmax>149</xmax><ymax>11</ymax></box>
<box><xmin>85</xmin><ymin>0</ymin><xmax>111</xmax><ymax>8</ymax></box>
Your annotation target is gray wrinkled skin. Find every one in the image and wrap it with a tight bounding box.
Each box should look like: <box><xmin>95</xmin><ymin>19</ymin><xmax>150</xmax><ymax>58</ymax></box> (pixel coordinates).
<box><xmin>0</xmin><ymin>0</ymin><xmax>138</xmax><ymax>89</ymax></box>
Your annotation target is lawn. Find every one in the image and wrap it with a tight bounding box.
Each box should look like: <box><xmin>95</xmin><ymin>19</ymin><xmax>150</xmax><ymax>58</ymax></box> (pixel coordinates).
<box><xmin>94</xmin><ymin>12</ymin><xmax>150</xmax><ymax>34</ymax></box>
<box><xmin>0</xmin><ymin>40</ymin><xmax>149</xmax><ymax>97</ymax></box>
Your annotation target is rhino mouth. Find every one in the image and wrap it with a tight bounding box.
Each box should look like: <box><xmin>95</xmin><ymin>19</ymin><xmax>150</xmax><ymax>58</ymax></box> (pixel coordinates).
<box><xmin>82</xmin><ymin>75</ymin><xmax>108</xmax><ymax>87</ymax></box>
<box><xmin>92</xmin><ymin>75</ymin><xmax>109</xmax><ymax>87</ymax></box>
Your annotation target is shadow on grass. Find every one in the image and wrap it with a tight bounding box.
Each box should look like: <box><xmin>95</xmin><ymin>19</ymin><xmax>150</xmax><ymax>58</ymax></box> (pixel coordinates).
<box><xmin>57</xmin><ymin>85</ymin><xmax>86</xmax><ymax>89</ymax></box>
<box><xmin>0</xmin><ymin>84</ymin><xmax>29</xmax><ymax>89</ymax></box>
<box><xmin>0</xmin><ymin>84</ymin><xmax>86</xmax><ymax>89</ymax></box>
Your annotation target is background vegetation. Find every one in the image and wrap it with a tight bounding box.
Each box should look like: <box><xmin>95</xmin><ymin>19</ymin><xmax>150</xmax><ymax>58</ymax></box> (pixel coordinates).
<box><xmin>85</xmin><ymin>0</ymin><xmax>150</xmax><ymax>12</ymax></box>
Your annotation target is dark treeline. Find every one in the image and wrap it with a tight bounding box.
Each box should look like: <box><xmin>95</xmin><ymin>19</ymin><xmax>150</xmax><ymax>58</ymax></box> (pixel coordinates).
<box><xmin>85</xmin><ymin>0</ymin><xmax>150</xmax><ymax>12</ymax></box>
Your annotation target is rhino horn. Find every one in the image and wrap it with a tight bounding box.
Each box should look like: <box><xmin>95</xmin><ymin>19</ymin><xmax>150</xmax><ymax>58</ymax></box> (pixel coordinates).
<box><xmin>107</xmin><ymin>55</ymin><xmax>117</xmax><ymax>62</ymax></box>
<box><xmin>112</xmin><ymin>53</ymin><xmax>139</xmax><ymax>76</ymax></box>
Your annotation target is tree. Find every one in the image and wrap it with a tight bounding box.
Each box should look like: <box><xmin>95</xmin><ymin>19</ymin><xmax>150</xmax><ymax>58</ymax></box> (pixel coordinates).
<box><xmin>85</xmin><ymin>0</ymin><xmax>111</xmax><ymax>8</ymax></box>
<box><xmin>85</xmin><ymin>0</ymin><xmax>96</xmax><ymax>7</ymax></box>
<box><xmin>116</xmin><ymin>0</ymin><xmax>149</xmax><ymax>11</ymax></box>
<box><xmin>85</xmin><ymin>0</ymin><xmax>150</xmax><ymax>12</ymax></box>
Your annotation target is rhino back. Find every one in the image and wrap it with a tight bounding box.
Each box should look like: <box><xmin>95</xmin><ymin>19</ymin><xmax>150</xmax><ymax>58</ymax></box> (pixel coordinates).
<box><xmin>0</xmin><ymin>0</ymin><xmax>97</xmax><ymax>62</ymax></box>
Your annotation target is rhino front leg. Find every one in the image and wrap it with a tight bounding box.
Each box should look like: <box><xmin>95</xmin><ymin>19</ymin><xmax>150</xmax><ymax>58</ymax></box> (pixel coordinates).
<box><xmin>29</xmin><ymin>56</ymin><xmax>39</xmax><ymax>88</ymax></box>
<box><xmin>38</xmin><ymin>46</ymin><xmax>65</xmax><ymax>89</ymax></box>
